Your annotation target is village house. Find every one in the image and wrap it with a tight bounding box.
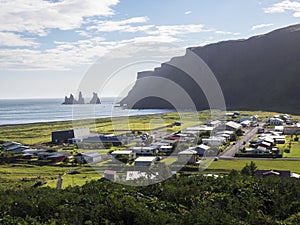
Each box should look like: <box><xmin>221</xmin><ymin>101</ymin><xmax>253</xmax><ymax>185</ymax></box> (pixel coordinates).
<box><xmin>225</xmin><ymin>121</ymin><xmax>242</xmax><ymax>131</ymax></box>
<box><xmin>185</xmin><ymin>126</ymin><xmax>214</xmax><ymax>135</ymax></box>
<box><xmin>7</xmin><ymin>145</ymin><xmax>29</xmax><ymax>153</ymax></box>
<box><xmin>254</xmin><ymin>170</ymin><xmax>291</xmax><ymax>178</ymax></box>
<box><xmin>159</xmin><ymin>145</ymin><xmax>173</xmax><ymax>153</ymax></box>
<box><xmin>134</xmin><ymin>156</ymin><xmax>157</xmax><ymax>167</ymax></box>
<box><xmin>178</xmin><ymin>149</ymin><xmax>198</xmax><ymax>164</ymax></box>
<box><xmin>283</xmin><ymin>126</ymin><xmax>300</xmax><ymax>135</ymax></box>
<box><xmin>269</xmin><ymin>117</ymin><xmax>284</xmax><ymax>126</ymax></box>
<box><xmin>275</xmin><ymin>126</ymin><xmax>284</xmax><ymax>134</ymax></box>
<box><xmin>74</xmin><ymin>152</ymin><xmax>102</xmax><ymax>164</ymax></box>
<box><xmin>126</xmin><ymin>171</ymin><xmax>157</xmax><ymax>181</ymax></box>
<box><xmin>207</xmin><ymin>120</ymin><xmax>222</xmax><ymax>128</ymax></box>
<box><xmin>111</xmin><ymin>150</ymin><xmax>136</xmax><ymax>163</ymax></box>
<box><xmin>131</xmin><ymin>146</ymin><xmax>159</xmax><ymax>155</ymax></box>
<box><xmin>52</xmin><ymin>129</ymin><xmax>75</xmax><ymax>144</ymax></box>
<box><xmin>193</xmin><ymin>144</ymin><xmax>211</xmax><ymax>156</ymax></box>
<box><xmin>240</xmin><ymin>120</ymin><xmax>252</xmax><ymax>127</ymax></box>
<box><xmin>3</xmin><ymin>142</ymin><xmax>21</xmax><ymax>148</ymax></box>
<box><xmin>202</xmin><ymin>137</ymin><xmax>226</xmax><ymax>146</ymax></box>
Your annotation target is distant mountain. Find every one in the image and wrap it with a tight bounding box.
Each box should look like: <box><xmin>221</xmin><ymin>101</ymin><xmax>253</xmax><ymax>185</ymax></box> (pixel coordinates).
<box><xmin>121</xmin><ymin>24</ymin><xmax>300</xmax><ymax>114</ymax></box>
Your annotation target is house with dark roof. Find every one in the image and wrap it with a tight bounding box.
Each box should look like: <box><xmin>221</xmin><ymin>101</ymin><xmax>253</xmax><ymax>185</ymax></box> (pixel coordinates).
<box><xmin>254</xmin><ymin>170</ymin><xmax>291</xmax><ymax>178</ymax></box>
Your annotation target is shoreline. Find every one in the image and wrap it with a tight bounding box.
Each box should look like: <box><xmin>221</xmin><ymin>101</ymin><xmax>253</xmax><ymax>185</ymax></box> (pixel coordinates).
<box><xmin>0</xmin><ymin>110</ymin><xmax>175</xmax><ymax>128</ymax></box>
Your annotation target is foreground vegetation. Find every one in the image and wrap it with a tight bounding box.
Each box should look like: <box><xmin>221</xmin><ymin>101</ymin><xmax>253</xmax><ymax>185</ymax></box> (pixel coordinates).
<box><xmin>1</xmin><ymin>170</ymin><xmax>300</xmax><ymax>224</ymax></box>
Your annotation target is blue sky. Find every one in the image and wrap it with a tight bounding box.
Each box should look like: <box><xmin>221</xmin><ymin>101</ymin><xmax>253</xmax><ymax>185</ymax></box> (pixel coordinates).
<box><xmin>0</xmin><ymin>0</ymin><xmax>300</xmax><ymax>99</ymax></box>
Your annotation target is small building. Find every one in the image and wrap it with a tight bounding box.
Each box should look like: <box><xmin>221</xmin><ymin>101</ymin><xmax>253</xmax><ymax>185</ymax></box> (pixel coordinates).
<box><xmin>99</xmin><ymin>135</ymin><xmax>123</xmax><ymax>146</ymax></box>
<box><xmin>275</xmin><ymin>126</ymin><xmax>284</xmax><ymax>133</ymax></box>
<box><xmin>283</xmin><ymin>126</ymin><xmax>300</xmax><ymax>135</ymax></box>
<box><xmin>207</xmin><ymin>120</ymin><xmax>222</xmax><ymax>128</ymax></box>
<box><xmin>193</xmin><ymin>144</ymin><xmax>211</xmax><ymax>156</ymax></box>
<box><xmin>185</xmin><ymin>126</ymin><xmax>214</xmax><ymax>134</ymax></box>
<box><xmin>269</xmin><ymin>118</ymin><xmax>284</xmax><ymax>126</ymax></box>
<box><xmin>131</xmin><ymin>146</ymin><xmax>159</xmax><ymax>155</ymax></box>
<box><xmin>225</xmin><ymin>121</ymin><xmax>242</xmax><ymax>131</ymax></box>
<box><xmin>37</xmin><ymin>152</ymin><xmax>55</xmax><ymax>160</ymax></box>
<box><xmin>159</xmin><ymin>145</ymin><xmax>173</xmax><ymax>153</ymax></box>
<box><xmin>83</xmin><ymin>134</ymin><xmax>123</xmax><ymax>146</ymax></box>
<box><xmin>254</xmin><ymin>170</ymin><xmax>291</xmax><ymax>178</ymax></box>
<box><xmin>2</xmin><ymin>142</ymin><xmax>21</xmax><ymax>148</ymax></box>
<box><xmin>52</xmin><ymin>130</ymin><xmax>74</xmax><ymax>144</ymax></box>
<box><xmin>74</xmin><ymin>152</ymin><xmax>102</xmax><ymax>164</ymax></box>
<box><xmin>7</xmin><ymin>145</ymin><xmax>28</xmax><ymax>153</ymax></box>
<box><xmin>111</xmin><ymin>150</ymin><xmax>135</xmax><ymax>163</ymax></box>
<box><xmin>104</xmin><ymin>170</ymin><xmax>117</xmax><ymax>181</ymax></box>
<box><xmin>134</xmin><ymin>156</ymin><xmax>157</xmax><ymax>167</ymax></box>
<box><xmin>241</xmin><ymin>120</ymin><xmax>252</xmax><ymax>127</ymax></box>
<box><xmin>47</xmin><ymin>153</ymin><xmax>69</xmax><ymax>163</ymax></box>
<box><xmin>202</xmin><ymin>137</ymin><xmax>226</xmax><ymax>146</ymax></box>
<box><xmin>126</xmin><ymin>171</ymin><xmax>157</xmax><ymax>181</ymax></box>
<box><xmin>178</xmin><ymin>149</ymin><xmax>198</xmax><ymax>164</ymax></box>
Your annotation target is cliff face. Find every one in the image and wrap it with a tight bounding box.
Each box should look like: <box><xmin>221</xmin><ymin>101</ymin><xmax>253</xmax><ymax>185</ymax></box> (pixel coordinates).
<box><xmin>121</xmin><ymin>24</ymin><xmax>300</xmax><ymax>114</ymax></box>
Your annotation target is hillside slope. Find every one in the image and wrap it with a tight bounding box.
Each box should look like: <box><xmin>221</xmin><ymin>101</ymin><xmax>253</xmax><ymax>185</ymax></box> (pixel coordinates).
<box><xmin>121</xmin><ymin>24</ymin><xmax>300</xmax><ymax>114</ymax></box>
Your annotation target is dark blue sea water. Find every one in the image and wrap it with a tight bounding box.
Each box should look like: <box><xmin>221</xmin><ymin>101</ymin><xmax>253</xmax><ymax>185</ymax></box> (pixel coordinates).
<box><xmin>0</xmin><ymin>98</ymin><xmax>172</xmax><ymax>125</ymax></box>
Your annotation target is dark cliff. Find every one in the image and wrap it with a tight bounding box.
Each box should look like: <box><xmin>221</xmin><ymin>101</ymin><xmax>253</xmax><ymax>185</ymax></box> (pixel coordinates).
<box><xmin>121</xmin><ymin>24</ymin><xmax>300</xmax><ymax>114</ymax></box>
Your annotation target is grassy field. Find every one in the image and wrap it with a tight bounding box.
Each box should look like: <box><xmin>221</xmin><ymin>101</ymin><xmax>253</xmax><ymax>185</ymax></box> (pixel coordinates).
<box><xmin>0</xmin><ymin>163</ymin><xmax>101</xmax><ymax>190</ymax></box>
<box><xmin>208</xmin><ymin>159</ymin><xmax>300</xmax><ymax>174</ymax></box>
<box><xmin>0</xmin><ymin>111</ymin><xmax>208</xmax><ymax>145</ymax></box>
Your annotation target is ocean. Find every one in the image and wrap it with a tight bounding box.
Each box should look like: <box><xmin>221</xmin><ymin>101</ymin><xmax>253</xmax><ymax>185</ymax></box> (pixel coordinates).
<box><xmin>0</xmin><ymin>98</ymin><xmax>172</xmax><ymax>126</ymax></box>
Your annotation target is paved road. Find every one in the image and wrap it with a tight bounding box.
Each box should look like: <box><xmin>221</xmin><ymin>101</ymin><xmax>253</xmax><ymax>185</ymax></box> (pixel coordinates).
<box><xmin>220</xmin><ymin>126</ymin><xmax>260</xmax><ymax>159</ymax></box>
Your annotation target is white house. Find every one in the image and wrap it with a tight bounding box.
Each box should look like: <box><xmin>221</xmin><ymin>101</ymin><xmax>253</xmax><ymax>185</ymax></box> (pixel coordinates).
<box><xmin>111</xmin><ymin>150</ymin><xmax>135</xmax><ymax>163</ymax></box>
<box><xmin>225</xmin><ymin>121</ymin><xmax>242</xmax><ymax>131</ymax></box>
<box><xmin>275</xmin><ymin>126</ymin><xmax>284</xmax><ymax>133</ymax></box>
<box><xmin>126</xmin><ymin>171</ymin><xmax>157</xmax><ymax>181</ymax></box>
<box><xmin>241</xmin><ymin>120</ymin><xmax>252</xmax><ymax>127</ymax></box>
<box><xmin>131</xmin><ymin>146</ymin><xmax>159</xmax><ymax>155</ymax></box>
<box><xmin>134</xmin><ymin>157</ymin><xmax>157</xmax><ymax>167</ymax></box>
<box><xmin>159</xmin><ymin>145</ymin><xmax>173</xmax><ymax>153</ymax></box>
<box><xmin>207</xmin><ymin>120</ymin><xmax>222</xmax><ymax>128</ymax></box>
<box><xmin>185</xmin><ymin>126</ymin><xmax>214</xmax><ymax>134</ymax></box>
<box><xmin>270</xmin><ymin>118</ymin><xmax>284</xmax><ymax>126</ymax></box>
<box><xmin>202</xmin><ymin>137</ymin><xmax>226</xmax><ymax>146</ymax></box>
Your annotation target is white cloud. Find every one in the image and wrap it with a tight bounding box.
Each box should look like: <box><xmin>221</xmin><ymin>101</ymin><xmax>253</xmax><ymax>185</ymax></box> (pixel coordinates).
<box><xmin>0</xmin><ymin>32</ymin><xmax>37</xmax><ymax>47</ymax></box>
<box><xmin>215</xmin><ymin>30</ymin><xmax>240</xmax><ymax>35</ymax></box>
<box><xmin>185</xmin><ymin>11</ymin><xmax>192</xmax><ymax>15</ymax></box>
<box><xmin>0</xmin><ymin>0</ymin><xmax>119</xmax><ymax>35</ymax></box>
<box><xmin>147</xmin><ymin>24</ymin><xmax>209</xmax><ymax>36</ymax></box>
<box><xmin>251</xmin><ymin>23</ymin><xmax>274</xmax><ymax>30</ymax></box>
<box><xmin>0</xmin><ymin>33</ymin><xmax>180</xmax><ymax>70</ymax></box>
<box><xmin>264</xmin><ymin>0</ymin><xmax>300</xmax><ymax>17</ymax></box>
<box><xmin>87</xmin><ymin>17</ymin><xmax>153</xmax><ymax>33</ymax></box>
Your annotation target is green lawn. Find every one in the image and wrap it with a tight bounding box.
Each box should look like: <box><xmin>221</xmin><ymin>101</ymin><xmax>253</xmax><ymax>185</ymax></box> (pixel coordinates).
<box><xmin>208</xmin><ymin>159</ymin><xmax>300</xmax><ymax>174</ymax></box>
<box><xmin>161</xmin><ymin>157</ymin><xmax>177</xmax><ymax>165</ymax></box>
<box><xmin>277</xmin><ymin>136</ymin><xmax>300</xmax><ymax>158</ymax></box>
<box><xmin>0</xmin><ymin>164</ymin><xmax>101</xmax><ymax>190</ymax></box>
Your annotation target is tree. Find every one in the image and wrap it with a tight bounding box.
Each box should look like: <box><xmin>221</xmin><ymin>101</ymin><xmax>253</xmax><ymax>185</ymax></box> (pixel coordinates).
<box><xmin>241</xmin><ymin>161</ymin><xmax>257</xmax><ymax>176</ymax></box>
<box><xmin>236</xmin><ymin>128</ymin><xmax>244</xmax><ymax>136</ymax></box>
<box><xmin>230</xmin><ymin>133</ymin><xmax>237</xmax><ymax>142</ymax></box>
